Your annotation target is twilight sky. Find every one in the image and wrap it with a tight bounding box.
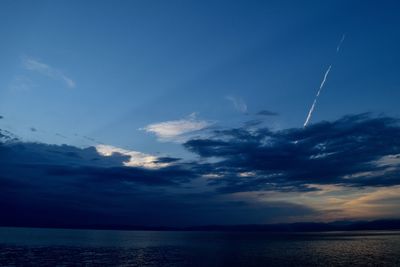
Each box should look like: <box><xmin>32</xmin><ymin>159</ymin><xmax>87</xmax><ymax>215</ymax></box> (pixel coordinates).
<box><xmin>1</xmin><ymin>0</ymin><xmax>400</xmax><ymax>227</ymax></box>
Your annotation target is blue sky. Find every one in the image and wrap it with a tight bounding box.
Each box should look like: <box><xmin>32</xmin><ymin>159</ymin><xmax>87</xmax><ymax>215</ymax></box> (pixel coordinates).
<box><xmin>1</xmin><ymin>0</ymin><xmax>400</xmax><ymax>226</ymax></box>
<box><xmin>1</xmin><ymin>0</ymin><xmax>399</xmax><ymax>151</ymax></box>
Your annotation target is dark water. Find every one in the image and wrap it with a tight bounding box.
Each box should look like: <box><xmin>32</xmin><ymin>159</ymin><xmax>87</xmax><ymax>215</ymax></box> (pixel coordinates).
<box><xmin>0</xmin><ymin>227</ymin><xmax>400</xmax><ymax>266</ymax></box>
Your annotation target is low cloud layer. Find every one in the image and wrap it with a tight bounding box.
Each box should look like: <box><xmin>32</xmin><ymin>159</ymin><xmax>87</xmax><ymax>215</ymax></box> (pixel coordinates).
<box><xmin>2</xmin><ymin>114</ymin><xmax>400</xmax><ymax>226</ymax></box>
<box><xmin>185</xmin><ymin>114</ymin><xmax>400</xmax><ymax>193</ymax></box>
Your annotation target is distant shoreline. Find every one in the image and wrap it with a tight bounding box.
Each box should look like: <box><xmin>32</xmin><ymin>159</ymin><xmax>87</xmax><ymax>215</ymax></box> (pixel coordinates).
<box><xmin>2</xmin><ymin>219</ymin><xmax>400</xmax><ymax>233</ymax></box>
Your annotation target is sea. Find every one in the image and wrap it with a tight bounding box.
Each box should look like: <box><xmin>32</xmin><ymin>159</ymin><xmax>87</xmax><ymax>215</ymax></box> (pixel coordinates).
<box><xmin>0</xmin><ymin>227</ymin><xmax>399</xmax><ymax>266</ymax></box>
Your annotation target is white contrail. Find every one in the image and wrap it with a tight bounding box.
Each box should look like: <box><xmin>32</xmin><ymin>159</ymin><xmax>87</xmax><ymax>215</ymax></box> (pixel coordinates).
<box><xmin>336</xmin><ymin>34</ymin><xmax>346</xmax><ymax>52</ymax></box>
<box><xmin>303</xmin><ymin>99</ymin><xmax>316</xmax><ymax>128</ymax></box>
<box><xmin>303</xmin><ymin>34</ymin><xmax>345</xmax><ymax>127</ymax></box>
<box><xmin>303</xmin><ymin>65</ymin><xmax>331</xmax><ymax>127</ymax></box>
<box><xmin>319</xmin><ymin>65</ymin><xmax>332</xmax><ymax>91</ymax></box>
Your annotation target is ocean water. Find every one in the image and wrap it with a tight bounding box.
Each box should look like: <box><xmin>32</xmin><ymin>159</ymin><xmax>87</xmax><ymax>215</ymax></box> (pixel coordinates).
<box><xmin>0</xmin><ymin>227</ymin><xmax>399</xmax><ymax>266</ymax></box>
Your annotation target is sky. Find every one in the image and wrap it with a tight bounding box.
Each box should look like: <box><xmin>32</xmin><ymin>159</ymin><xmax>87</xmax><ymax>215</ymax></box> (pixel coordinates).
<box><xmin>1</xmin><ymin>0</ymin><xmax>400</xmax><ymax>227</ymax></box>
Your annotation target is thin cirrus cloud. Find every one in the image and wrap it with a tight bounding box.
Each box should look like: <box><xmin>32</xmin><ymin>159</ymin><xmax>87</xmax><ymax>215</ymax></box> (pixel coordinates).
<box><xmin>225</xmin><ymin>96</ymin><xmax>248</xmax><ymax>113</ymax></box>
<box><xmin>142</xmin><ymin>113</ymin><xmax>212</xmax><ymax>142</ymax></box>
<box><xmin>22</xmin><ymin>57</ymin><xmax>76</xmax><ymax>88</ymax></box>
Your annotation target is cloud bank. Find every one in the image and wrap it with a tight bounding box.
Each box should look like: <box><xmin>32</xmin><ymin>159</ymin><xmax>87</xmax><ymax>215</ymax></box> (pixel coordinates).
<box><xmin>186</xmin><ymin>114</ymin><xmax>400</xmax><ymax>193</ymax></box>
<box><xmin>0</xmin><ymin>133</ymin><xmax>307</xmax><ymax>226</ymax></box>
<box><xmin>2</xmin><ymin>114</ymin><xmax>400</xmax><ymax>226</ymax></box>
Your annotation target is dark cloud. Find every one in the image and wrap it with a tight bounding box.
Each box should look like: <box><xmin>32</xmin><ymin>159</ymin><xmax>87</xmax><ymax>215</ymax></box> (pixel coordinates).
<box><xmin>0</xmin><ymin>129</ymin><xmax>18</xmax><ymax>142</ymax></box>
<box><xmin>0</xmin><ymin>141</ymin><xmax>313</xmax><ymax>226</ymax></box>
<box><xmin>0</xmin><ymin>128</ymin><xmax>316</xmax><ymax>226</ymax></box>
<box><xmin>152</xmin><ymin>156</ymin><xmax>181</xmax><ymax>164</ymax></box>
<box><xmin>0</xmin><ymin>142</ymin><xmax>126</xmax><ymax>167</ymax></box>
<box><xmin>30</xmin><ymin>127</ymin><xmax>37</xmax><ymax>132</ymax></box>
<box><xmin>0</xmin><ymin>141</ymin><xmax>194</xmax><ymax>187</ymax></box>
<box><xmin>257</xmin><ymin>110</ymin><xmax>279</xmax><ymax>116</ymax></box>
<box><xmin>46</xmin><ymin>165</ymin><xmax>194</xmax><ymax>186</ymax></box>
<box><xmin>0</xmin><ymin>140</ymin><xmax>200</xmax><ymax>226</ymax></box>
<box><xmin>3</xmin><ymin>113</ymin><xmax>400</xmax><ymax>226</ymax></box>
<box><xmin>184</xmin><ymin>114</ymin><xmax>400</xmax><ymax>192</ymax></box>
<box><xmin>0</xmin><ymin>115</ymin><xmax>3</xmax><ymax>119</ymax></box>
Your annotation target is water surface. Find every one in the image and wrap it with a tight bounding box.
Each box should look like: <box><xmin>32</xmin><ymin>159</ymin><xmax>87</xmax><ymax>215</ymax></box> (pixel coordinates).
<box><xmin>1</xmin><ymin>227</ymin><xmax>399</xmax><ymax>266</ymax></box>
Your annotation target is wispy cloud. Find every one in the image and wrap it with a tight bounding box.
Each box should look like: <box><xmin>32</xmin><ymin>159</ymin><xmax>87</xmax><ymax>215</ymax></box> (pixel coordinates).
<box><xmin>8</xmin><ymin>75</ymin><xmax>36</xmax><ymax>92</ymax></box>
<box><xmin>96</xmin><ymin>144</ymin><xmax>171</xmax><ymax>169</ymax></box>
<box><xmin>226</xmin><ymin>96</ymin><xmax>248</xmax><ymax>113</ymax></box>
<box><xmin>142</xmin><ymin>113</ymin><xmax>212</xmax><ymax>142</ymax></box>
<box><xmin>22</xmin><ymin>57</ymin><xmax>76</xmax><ymax>88</ymax></box>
